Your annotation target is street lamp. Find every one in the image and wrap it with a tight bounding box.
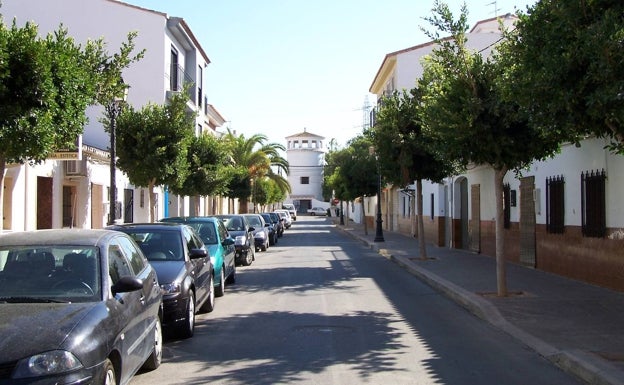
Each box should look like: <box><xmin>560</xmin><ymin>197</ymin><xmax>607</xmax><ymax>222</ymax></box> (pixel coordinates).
<box><xmin>106</xmin><ymin>83</ymin><xmax>128</xmax><ymax>225</ymax></box>
<box><xmin>370</xmin><ymin>146</ymin><xmax>385</xmax><ymax>242</ymax></box>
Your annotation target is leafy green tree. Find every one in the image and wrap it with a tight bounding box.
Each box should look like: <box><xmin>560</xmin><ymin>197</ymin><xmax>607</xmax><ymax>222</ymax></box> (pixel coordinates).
<box><xmin>115</xmin><ymin>91</ymin><xmax>195</xmax><ymax>221</ymax></box>
<box><xmin>0</xmin><ymin>17</ymin><xmax>140</xmax><ymax>228</ymax></box>
<box><xmin>170</xmin><ymin>132</ymin><xmax>233</xmax><ymax>215</ymax></box>
<box><xmin>371</xmin><ymin>87</ymin><xmax>457</xmax><ymax>258</ymax></box>
<box><xmin>506</xmin><ymin>0</ymin><xmax>624</xmax><ymax>153</ymax></box>
<box><xmin>223</xmin><ymin>131</ymin><xmax>289</xmax><ymax>213</ymax></box>
<box><xmin>323</xmin><ymin>148</ymin><xmax>354</xmax><ymax>223</ymax></box>
<box><xmin>420</xmin><ymin>1</ymin><xmax>563</xmax><ymax>296</ymax></box>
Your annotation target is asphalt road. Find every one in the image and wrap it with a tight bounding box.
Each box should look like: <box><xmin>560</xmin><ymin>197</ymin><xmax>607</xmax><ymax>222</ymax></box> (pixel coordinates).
<box><xmin>131</xmin><ymin>216</ymin><xmax>581</xmax><ymax>385</ymax></box>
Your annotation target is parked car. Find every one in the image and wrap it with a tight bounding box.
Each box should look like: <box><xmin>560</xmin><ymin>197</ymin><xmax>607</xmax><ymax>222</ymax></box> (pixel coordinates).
<box><xmin>282</xmin><ymin>203</ymin><xmax>297</xmax><ymax>221</ymax></box>
<box><xmin>243</xmin><ymin>214</ymin><xmax>270</xmax><ymax>252</ymax></box>
<box><xmin>108</xmin><ymin>223</ymin><xmax>214</xmax><ymax>339</ymax></box>
<box><xmin>160</xmin><ymin>216</ymin><xmax>236</xmax><ymax>297</ymax></box>
<box><xmin>215</xmin><ymin>215</ymin><xmax>255</xmax><ymax>266</ymax></box>
<box><xmin>0</xmin><ymin>229</ymin><xmax>163</xmax><ymax>385</ymax></box>
<box><xmin>307</xmin><ymin>207</ymin><xmax>327</xmax><ymax>216</ymax></box>
<box><xmin>269</xmin><ymin>211</ymin><xmax>285</xmax><ymax>237</ymax></box>
<box><xmin>275</xmin><ymin>209</ymin><xmax>292</xmax><ymax>229</ymax></box>
<box><xmin>260</xmin><ymin>213</ymin><xmax>279</xmax><ymax>245</ymax></box>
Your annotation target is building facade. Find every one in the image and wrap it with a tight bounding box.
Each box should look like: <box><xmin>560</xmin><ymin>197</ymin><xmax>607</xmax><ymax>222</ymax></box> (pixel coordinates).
<box><xmin>2</xmin><ymin>0</ymin><xmax>228</xmax><ymax>231</ymax></box>
<box><xmin>368</xmin><ymin>15</ymin><xmax>624</xmax><ymax>292</ymax></box>
<box><xmin>284</xmin><ymin>129</ymin><xmax>327</xmax><ymax>213</ymax></box>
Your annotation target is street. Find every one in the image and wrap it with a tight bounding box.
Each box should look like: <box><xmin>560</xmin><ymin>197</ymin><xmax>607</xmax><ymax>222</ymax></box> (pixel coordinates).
<box><xmin>130</xmin><ymin>216</ymin><xmax>581</xmax><ymax>385</ymax></box>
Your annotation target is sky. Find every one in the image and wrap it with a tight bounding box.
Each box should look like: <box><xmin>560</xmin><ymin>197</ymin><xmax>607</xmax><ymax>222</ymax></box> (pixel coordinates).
<box><xmin>126</xmin><ymin>0</ymin><xmax>537</xmax><ymax>149</ymax></box>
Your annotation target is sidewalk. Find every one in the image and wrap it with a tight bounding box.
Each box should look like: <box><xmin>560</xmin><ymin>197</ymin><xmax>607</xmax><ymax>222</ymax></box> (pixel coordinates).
<box><xmin>334</xmin><ymin>219</ymin><xmax>624</xmax><ymax>385</ymax></box>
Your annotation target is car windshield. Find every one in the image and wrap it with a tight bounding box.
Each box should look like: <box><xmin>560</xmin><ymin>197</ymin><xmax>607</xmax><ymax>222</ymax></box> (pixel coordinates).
<box><xmin>246</xmin><ymin>216</ymin><xmax>262</xmax><ymax>227</ymax></box>
<box><xmin>188</xmin><ymin>223</ymin><xmax>217</xmax><ymax>245</ymax></box>
<box><xmin>126</xmin><ymin>230</ymin><xmax>184</xmax><ymax>261</ymax></box>
<box><xmin>224</xmin><ymin>217</ymin><xmax>244</xmax><ymax>231</ymax></box>
<box><xmin>0</xmin><ymin>246</ymin><xmax>101</xmax><ymax>302</ymax></box>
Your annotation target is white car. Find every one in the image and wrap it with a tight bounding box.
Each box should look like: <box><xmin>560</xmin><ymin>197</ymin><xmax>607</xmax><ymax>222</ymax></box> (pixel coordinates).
<box><xmin>307</xmin><ymin>207</ymin><xmax>327</xmax><ymax>216</ymax></box>
<box><xmin>282</xmin><ymin>204</ymin><xmax>297</xmax><ymax>221</ymax></box>
<box><xmin>275</xmin><ymin>210</ymin><xmax>292</xmax><ymax>229</ymax></box>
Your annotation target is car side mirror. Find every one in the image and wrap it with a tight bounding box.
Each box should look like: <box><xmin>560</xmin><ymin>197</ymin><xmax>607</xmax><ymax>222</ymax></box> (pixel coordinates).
<box><xmin>248</xmin><ymin>226</ymin><xmax>255</xmax><ymax>232</ymax></box>
<box><xmin>189</xmin><ymin>248</ymin><xmax>208</xmax><ymax>259</ymax></box>
<box><xmin>112</xmin><ymin>276</ymin><xmax>143</xmax><ymax>295</ymax></box>
<box><xmin>265</xmin><ymin>223</ymin><xmax>270</xmax><ymax>227</ymax></box>
<box><xmin>222</xmin><ymin>238</ymin><xmax>235</xmax><ymax>246</ymax></box>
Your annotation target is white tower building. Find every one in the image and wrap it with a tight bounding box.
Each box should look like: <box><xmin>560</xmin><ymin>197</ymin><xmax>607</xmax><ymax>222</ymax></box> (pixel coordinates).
<box><xmin>284</xmin><ymin>129</ymin><xmax>327</xmax><ymax>214</ymax></box>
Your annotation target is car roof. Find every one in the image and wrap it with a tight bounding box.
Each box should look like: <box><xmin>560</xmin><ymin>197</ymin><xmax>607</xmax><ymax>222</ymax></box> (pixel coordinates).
<box><xmin>161</xmin><ymin>216</ymin><xmax>219</xmax><ymax>224</ymax></box>
<box><xmin>108</xmin><ymin>223</ymin><xmax>188</xmax><ymax>232</ymax></box>
<box><xmin>0</xmin><ymin>229</ymin><xmax>122</xmax><ymax>247</ymax></box>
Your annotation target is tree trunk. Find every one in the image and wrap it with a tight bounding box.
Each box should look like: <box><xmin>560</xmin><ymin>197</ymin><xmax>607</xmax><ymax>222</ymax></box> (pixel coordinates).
<box><xmin>148</xmin><ymin>179</ymin><xmax>156</xmax><ymax>223</ymax></box>
<box><xmin>361</xmin><ymin>198</ymin><xmax>368</xmax><ymax>235</ymax></box>
<box><xmin>494</xmin><ymin>167</ymin><xmax>508</xmax><ymax>297</ymax></box>
<box><xmin>239</xmin><ymin>199</ymin><xmax>249</xmax><ymax>214</ymax></box>
<box><xmin>416</xmin><ymin>179</ymin><xmax>427</xmax><ymax>259</ymax></box>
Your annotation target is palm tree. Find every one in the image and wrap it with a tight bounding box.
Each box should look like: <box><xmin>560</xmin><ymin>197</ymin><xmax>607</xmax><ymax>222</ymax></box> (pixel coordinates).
<box><xmin>224</xmin><ymin>131</ymin><xmax>290</xmax><ymax>213</ymax></box>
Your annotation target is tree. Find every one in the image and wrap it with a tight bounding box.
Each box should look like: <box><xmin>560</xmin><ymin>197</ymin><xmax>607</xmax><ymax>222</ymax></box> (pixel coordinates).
<box><xmin>115</xmin><ymin>91</ymin><xmax>195</xmax><ymax>222</ymax></box>
<box><xmin>223</xmin><ymin>131</ymin><xmax>290</xmax><ymax>213</ymax></box>
<box><xmin>371</xmin><ymin>88</ymin><xmax>457</xmax><ymax>258</ymax></box>
<box><xmin>0</xmin><ymin>17</ymin><xmax>140</xmax><ymax>229</ymax></box>
<box><xmin>506</xmin><ymin>0</ymin><xmax>624</xmax><ymax>153</ymax></box>
<box><xmin>170</xmin><ymin>133</ymin><xmax>232</xmax><ymax>215</ymax></box>
<box><xmin>420</xmin><ymin>1</ymin><xmax>563</xmax><ymax>296</ymax></box>
<box><xmin>323</xmin><ymin>135</ymin><xmax>377</xmax><ymax>233</ymax></box>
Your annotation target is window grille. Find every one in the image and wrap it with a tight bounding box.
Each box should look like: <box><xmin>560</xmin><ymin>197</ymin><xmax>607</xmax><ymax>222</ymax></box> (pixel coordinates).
<box><xmin>546</xmin><ymin>175</ymin><xmax>565</xmax><ymax>233</ymax></box>
<box><xmin>581</xmin><ymin>169</ymin><xmax>606</xmax><ymax>238</ymax></box>
<box><xmin>503</xmin><ymin>183</ymin><xmax>511</xmax><ymax>229</ymax></box>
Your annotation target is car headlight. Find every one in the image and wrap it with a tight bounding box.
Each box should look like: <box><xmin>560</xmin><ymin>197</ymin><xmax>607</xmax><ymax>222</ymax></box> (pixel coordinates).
<box><xmin>160</xmin><ymin>282</ymin><xmax>182</xmax><ymax>295</ymax></box>
<box><xmin>234</xmin><ymin>235</ymin><xmax>246</xmax><ymax>246</ymax></box>
<box><xmin>13</xmin><ymin>350</ymin><xmax>83</xmax><ymax>378</ymax></box>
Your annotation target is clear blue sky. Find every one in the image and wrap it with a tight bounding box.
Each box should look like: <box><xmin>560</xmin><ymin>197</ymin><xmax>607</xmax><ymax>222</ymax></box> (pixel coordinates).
<box><xmin>127</xmin><ymin>0</ymin><xmax>536</xmax><ymax>148</ymax></box>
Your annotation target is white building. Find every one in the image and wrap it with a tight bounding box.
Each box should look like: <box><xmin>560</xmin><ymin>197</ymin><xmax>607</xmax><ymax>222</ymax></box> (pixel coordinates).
<box><xmin>2</xmin><ymin>0</ymin><xmax>227</xmax><ymax>230</ymax></box>
<box><xmin>368</xmin><ymin>14</ymin><xmax>624</xmax><ymax>292</ymax></box>
<box><xmin>284</xmin><ymin>129</ymin><xmax>327</xmax><ymax>213</ymax></box>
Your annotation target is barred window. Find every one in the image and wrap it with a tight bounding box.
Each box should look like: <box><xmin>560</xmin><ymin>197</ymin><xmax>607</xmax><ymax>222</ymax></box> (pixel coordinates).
<box><xmin>546</xmin><ymin>175</ymin><xmax>565</xmax><ymax>234</ymax></box>
<box><xmin>503</xmin><ymin>183</ymin><xmax>511</xmax><ymax>229</ymax></box>
<box><xmin>581</xmin><ymin>170</ymin><xmax>606</xmax><ymax>238</ymax></box>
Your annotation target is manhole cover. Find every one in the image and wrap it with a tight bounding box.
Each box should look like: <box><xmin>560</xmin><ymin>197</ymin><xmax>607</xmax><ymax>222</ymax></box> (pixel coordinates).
<box><xmin>293</xmin><ymin>325</ymin><xmax>355</xmax><ymax>334</ymax></box>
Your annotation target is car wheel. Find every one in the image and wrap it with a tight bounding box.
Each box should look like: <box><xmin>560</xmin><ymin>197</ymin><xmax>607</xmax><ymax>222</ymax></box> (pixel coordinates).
<box><xmin>101</xmin><ymin>359</ymin><xmax>116</xmax><ymax>385</ymax></box>
<box><xmin>244</xmin><ymin>247</ymin><xmax>254</xmax><ymax>266</ymax></box>
<box><xmin>178</xmin><ymin>291</ymin><xmax>195</xmax><ymax>339</ymax></box>
<box><xmin>215</xmin><ymin>267</ymin><xmax>225</xmax><ymax>297</ymax></box>
<box><xmin>141</xmin><ymin>317</ymin><xmax>162</xmax><ymax>371</ymax></box>
<box><xmin>200</xmin><ymin>274</ymin><xmax>215</xmax><ymax>313</ymax></box>
<box><xmin>261</xmin><ymin>239</ymin><xmax>268</xmax><ymax>252</ymax></box>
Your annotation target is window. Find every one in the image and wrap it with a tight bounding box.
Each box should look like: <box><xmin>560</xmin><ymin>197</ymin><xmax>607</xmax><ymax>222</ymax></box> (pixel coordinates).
<box><xmin>503</xmin><ymin>183</ymin><xmax>511</xmax><ymax>229</ymax></box>
<box><xmin>300</xmin><ymin>176</ymin><xmax>309</xmax><ymax>184</ymax></box>
<box><xmin>170</xmin><ymin>47</ymin><xmax>179</xmax><ymax>91</ymax></box>
<box><xmin>109</xmin><ymin>241</ymin><xmax>132</xmax><ymax>285</ymax></box>
<box><xmin>430</xmin><ymin>193</ymin><xmax>435</xmax><ymax>220</ymax></box>
<box><xmin>198</xmin><ymin>65</ymin><xmax>203</xmax><ymax>107</ymax></box>
<box><xmin>581</xmin><ymin>169</ymin><xmax>606</xmax><ymax>237</ymax></box>
<box><xmin>546</xmin><ymin>175</ymin><xmax>565</xmax><ymax>234</ymax></box>
<box><xmin>117</xmin><ymin>236</ymin><xmax>147</xmax><ymax>275</ymax></box>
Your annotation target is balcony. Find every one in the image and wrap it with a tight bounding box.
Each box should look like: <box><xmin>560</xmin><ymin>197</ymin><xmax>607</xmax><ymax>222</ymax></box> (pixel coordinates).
<box><xmin>168</xmin><ymin>64</ymin><xmax>196</xmax><ymax>104</ymax></box>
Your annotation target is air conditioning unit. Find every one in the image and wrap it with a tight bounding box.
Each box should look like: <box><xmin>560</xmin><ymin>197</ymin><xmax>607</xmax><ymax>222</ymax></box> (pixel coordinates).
<box><xmin>64</xmin><ymin>159</ymin><xmax>87</xmax><ymax>177</ymax></box>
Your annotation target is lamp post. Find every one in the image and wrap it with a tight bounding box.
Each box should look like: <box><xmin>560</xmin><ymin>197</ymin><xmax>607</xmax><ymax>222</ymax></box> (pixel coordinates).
<box><xmin>106</xmin><ymin>85</ymin><xmax>128</xmax><ymax>226</ymax></box>
<box><xmin>370</xmin><ymin>146</ymin><xmax>385</xmax><ymax>242</ymax></box>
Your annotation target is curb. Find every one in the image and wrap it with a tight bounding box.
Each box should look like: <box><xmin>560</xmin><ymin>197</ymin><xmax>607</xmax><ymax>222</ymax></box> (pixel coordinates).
<box><xmin>336</xmin><ymin>225</ymin><xmax>624</xmax><ymax>385</ymax></box>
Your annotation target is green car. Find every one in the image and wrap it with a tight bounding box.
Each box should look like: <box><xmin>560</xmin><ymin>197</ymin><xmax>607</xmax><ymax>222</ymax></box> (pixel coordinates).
<box><xmin>161</xmin><ymin>216</ymin><xmax>236</xmax><ymax>296</ymax></box>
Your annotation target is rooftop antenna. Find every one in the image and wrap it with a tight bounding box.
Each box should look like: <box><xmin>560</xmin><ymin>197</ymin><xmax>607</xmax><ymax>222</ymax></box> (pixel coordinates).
<box><xmin>361</xmin><ymin>95</ymin><xmax>371</xmax><ymax>130</ymax></box>
<box><xmin>487</xmin><ymin>1</ymin><xmax>500</xmax><ymax>18</ymax></box>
